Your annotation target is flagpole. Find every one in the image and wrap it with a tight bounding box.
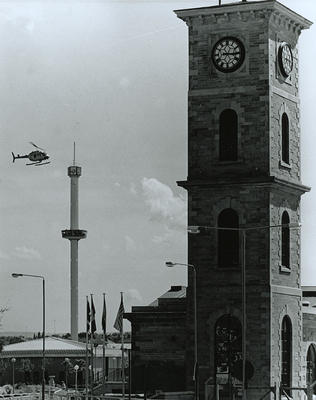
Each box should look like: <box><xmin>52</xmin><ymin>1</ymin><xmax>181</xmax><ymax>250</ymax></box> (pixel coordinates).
<box><xmin>121</xmin><ymin>292</ymin><xmax>125</xmax><ymax>400</ymax></box>
<box><xmin>85</xmin><ymin>296</ymin><xmax>90</xmax><ymax>400</ymax></box>
<box><xmin>90</xmin><ymin>294</ymin><xmax>95</xmax><ymax>395</ymax></box>
<box><xmin>102</xmin><ymin>293</ymin><xmax>106</xmax><ymax>392</ymax></box>
<box><xmin>90</xmin><ymin>341</ymin><xmax>94</xmax><ymax>394</ymax></box>
<box><xmin>114</xmin><ymin>291</ymin><xmax>125</xmax><ymax>400</ymax></box>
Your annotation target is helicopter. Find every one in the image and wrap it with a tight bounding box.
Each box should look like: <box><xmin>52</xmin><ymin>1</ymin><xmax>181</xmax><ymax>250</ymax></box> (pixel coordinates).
<box><xmin>12</xmin><ymin>142</ymin><xmax>50</xmax><ymax>166</ymax></box>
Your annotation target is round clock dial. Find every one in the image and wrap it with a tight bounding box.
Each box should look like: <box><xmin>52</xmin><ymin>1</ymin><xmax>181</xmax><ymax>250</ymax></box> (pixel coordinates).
<box><xmin>278</xmin><ymin>42</ymin><xmax>293</xmax><ymax>77</ymax></box>
<box><xmin>212</xmin><ymin>37</ymin><xmax>245</xmax><ymax>73</ymax></box>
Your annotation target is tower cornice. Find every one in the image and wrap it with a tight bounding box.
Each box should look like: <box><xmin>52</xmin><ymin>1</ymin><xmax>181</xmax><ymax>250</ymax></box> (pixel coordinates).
<box><xmin>175</xmin><ymin>1</ymin><xmax>312</xmax><ymax>32</ymax></box>
<box><xmin>177</xmin><ymin>176</ymin><xmax>310</xmax><ymax>195</ymax></box>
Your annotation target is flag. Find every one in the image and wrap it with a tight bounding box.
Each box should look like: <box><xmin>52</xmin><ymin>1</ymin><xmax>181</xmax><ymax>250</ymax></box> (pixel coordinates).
<box><xmin>91</xmin><ymin>295</ymin><xmax>97</xmax><ymax>336</ymax></box>
<box><xmin>114</xmin><ymin>293</ymin><xmax>125</xmax><ymax>333</ymax></box>
<box><xmin>102</xmin><ymin>294</ymin><xmax>106</xmax><ymax>334</ymax></box>
<box><xmin>86</xmin><ymin>297</ymin><xmax>90</xmax><ymax>333</ymax></box>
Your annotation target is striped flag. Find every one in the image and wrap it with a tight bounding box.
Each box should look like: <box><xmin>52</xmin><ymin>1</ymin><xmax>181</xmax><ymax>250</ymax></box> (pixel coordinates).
<box><xmin>86</xmin><ymin>297</ymin><xmax>90</xmax><ymax>333</ymax></box>
<box><xmin>102</xmin><ymin>294</ymin><xmax>107</xmax><ymax>334</ymax></box>
<box><xmin>91</xmin><ymin>295</ymin><xmax>97</xmax><ymax>336</ymax></box>
<box><xmin>113</xmin><ymin>293</ymin><xmax>125</xmax><ymax>333</ymax></box>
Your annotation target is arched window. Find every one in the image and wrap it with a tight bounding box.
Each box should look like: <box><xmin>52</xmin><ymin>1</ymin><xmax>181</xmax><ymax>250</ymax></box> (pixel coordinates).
<box><xmin>219</xmin><ymin>109</ymin><xmax>238</xmax><ymax>161</ymax></box>
<box><xmin>281</xmin><ymin>316</ymin><xmax>292</xmax><ymax>393</ymax></box>
<box><xmin>215</xmin><ymin>315</ymin><xmax>242</xmax><ymax>377</ymax></box>
<box><xmin>307</xmin><ymin>345</ymin><xmax>316</xmax><ymax>393</ymax></box>
<box><xmin>282</xmin><ymin>113</ymin><xmax>289</xmax><ymax>164</ymax></box>
<box><xmin>218</xmin><ymin>208</ymin><xmax>239</xmax><ymax>268</ymax></box>
<box><xmin>282</xmin><ymin>211</ymin><xmax>290</xmax><ymax>268</ymax></box>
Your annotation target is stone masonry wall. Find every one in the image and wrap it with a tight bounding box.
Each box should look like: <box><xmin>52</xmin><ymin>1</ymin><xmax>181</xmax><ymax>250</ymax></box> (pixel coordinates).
<box><xmin>269</xmin><ymin>17</ymin><xmax>301</xmax><ymax>183</ymax></box>
<box><xmin>271</xmin><ymin>293</ymin><xmax>302</xmax><ymax>395</ymax></box>
<box><xmin>187</xmin><ymin>12</ymin><xmax>271</xmax><ymax>181</ymax></box>
<box><xmin>188</xmin><ymin>185</ymin><xmax>272</xmax><ymax>395</ymax></box>
<box><xmin>176</xmin><ymin>2</ymin><xmax>311</xmax><ymax>399</ymax></box>
<box><xmin>127</xmin><ymin>299</ymin><xmax>186</xmax><ymax>394</ymax></box>
<box><xmin>270</xmin><ymin>189</ymin><xmax>301</xmax><ymax>288</ymax></box>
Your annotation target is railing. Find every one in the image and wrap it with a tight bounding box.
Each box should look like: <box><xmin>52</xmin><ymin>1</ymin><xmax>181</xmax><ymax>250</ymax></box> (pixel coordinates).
<box><xmin>246</xmin><ymin>384</ymin><xmax>277</xmax><ymax>400</ymax></box>
<box><xmin>91</xmin><ymin>368</ymin><xmax>125</xmax><ymax>385</ymax></box>
<box><xmin>0</xmin><ymin>394</ymin><xmax>39</xmax><ymax>400</ymax></box>
<box><xmin>214</xmin><ymin>384</ymin><xmax>277</xmax><ymax>400</ymax></box>
<box><xmin>280</xmin><ymin>381</ymin><xmax>316</xmax><ymax>400</ymax></box>
<box><xmin>106</xmin><ymin>369</ymin><xmax>123</xmax><ymax>383</ymax></box>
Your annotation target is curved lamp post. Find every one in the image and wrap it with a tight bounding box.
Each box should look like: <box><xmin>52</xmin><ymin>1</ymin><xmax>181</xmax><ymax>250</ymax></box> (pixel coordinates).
<box><xmin>11</xmin><ymin>357</ymin><xmax>16</xmax><ymax>393</ymax></box>
<box><xmin>165</xmin><ymin>261</ymin><xmax>198</xmax><ymax>400</ymax></box>
<box><xmin>12</xmin><ymin>273</ymin><xmax>45</xmax><ymax>400</ymax></box>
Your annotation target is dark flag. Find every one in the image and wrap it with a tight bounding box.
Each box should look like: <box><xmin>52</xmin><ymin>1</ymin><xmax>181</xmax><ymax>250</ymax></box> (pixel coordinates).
<box><xmin>91</xmin><ymin>295</ymin><xmax>97</xmax><ymax>336</ymax></box>
<box><xmin>114</xmin><ymin>293</ymin><xmax>125</xmax><ymax>333</ymax></box>
<box><xmin>102</xmin><ymin>294</ymin><xmax>106</xmax><ymax>334</ymax></box>
<box><xmin>86</xmin><ymin>297</ymin><xmax>91</xmax><ymax>333</ymax></box>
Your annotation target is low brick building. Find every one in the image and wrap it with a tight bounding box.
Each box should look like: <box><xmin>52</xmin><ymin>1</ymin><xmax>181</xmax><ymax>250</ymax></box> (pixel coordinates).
<box><xmin>124</xmin><ymin>286</ymin><xmax>187</xmax><ymax>396</ymax></box>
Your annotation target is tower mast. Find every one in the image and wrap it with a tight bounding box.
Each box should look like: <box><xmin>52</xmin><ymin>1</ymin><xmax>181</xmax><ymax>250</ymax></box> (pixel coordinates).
<box><xmin>62</xmin><ymin>143</ymin><xmax>87</xmax><ymax>341</ymax></box>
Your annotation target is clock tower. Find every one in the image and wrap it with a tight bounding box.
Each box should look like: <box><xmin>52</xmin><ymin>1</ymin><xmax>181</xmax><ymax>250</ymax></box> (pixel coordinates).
<box><xmin>175</xmin><ymin>1</ymin><xmax>312</xmax><ymax>399</ymax></box>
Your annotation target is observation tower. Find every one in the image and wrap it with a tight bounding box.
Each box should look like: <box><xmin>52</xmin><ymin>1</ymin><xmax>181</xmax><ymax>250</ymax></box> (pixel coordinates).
<box><xmin>62</xmin><ymin>143</ymin><xmax>87</xmax><ymax>341</ymax></box>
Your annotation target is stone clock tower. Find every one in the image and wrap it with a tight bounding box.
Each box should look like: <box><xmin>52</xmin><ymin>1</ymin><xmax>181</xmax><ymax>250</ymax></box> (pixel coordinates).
<box><xmin>175</xmin><ymin>1</ymin><xmax>312</xmax><ymax>399</ymax></box>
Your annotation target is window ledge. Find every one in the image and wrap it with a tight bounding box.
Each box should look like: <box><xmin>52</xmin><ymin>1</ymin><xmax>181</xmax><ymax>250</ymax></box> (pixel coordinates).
<box><xmin>279</xmin><ymin>160</ymin><xmax>292</xmax><ymax>170</ymax></box>
<box><xmin>279</xmin><ymin>265</ymin><xmax>291</xmax><ymax>274</ymax></box>
<box><xmin>214</xmin><ymin>159</ymin><xmax>244</xmax><ymax>166</ymax></box>
<box><xmin>214</xmin><ymin>266</ymin><xmax>241</xmax><ymax>271</ymax></box>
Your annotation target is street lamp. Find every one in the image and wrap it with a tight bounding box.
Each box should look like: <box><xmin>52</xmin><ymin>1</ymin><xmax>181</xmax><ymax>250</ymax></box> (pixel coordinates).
<box><xmin>88</xmin><ymin>365</ymin><xmax>92</xmax><ymax>395</ymax></box>
<box><xmin>165</xmin><ymin>261</ymin><xmax>198</xmax><ymax>400</ymax></box>
<box><xmin>12</xmin><ymin>273</ymin><xmax>46</xmax><ymax>400</ymax></box>
<box><xmin>187</xmin><ymin>222</ymin><xmax>301</xmax><ymax>400</ymax></box>
<box><xmin>74</xmin><ymin>365</ymin><xmax>79</xmax><ymax>392</ymax></box>
<box><xmin>11</xmin><ymin>357</ymin><xmax>16</xmax><ymax>394</ymax></box>
<box><xmin>64</xmin><ymin>358</ymin><xmax>70</xmax><ymax>390</ymax></box>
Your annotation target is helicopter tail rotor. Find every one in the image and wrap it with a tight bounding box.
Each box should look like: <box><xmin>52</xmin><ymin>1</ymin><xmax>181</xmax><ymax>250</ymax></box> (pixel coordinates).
<box><xmin>12</xmin><ymin>152</ymin><xmax>16</xmax><ymax>163</ymax></box>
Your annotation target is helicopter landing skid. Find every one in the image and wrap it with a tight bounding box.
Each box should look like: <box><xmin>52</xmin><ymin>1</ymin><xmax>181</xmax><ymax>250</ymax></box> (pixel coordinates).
<box><xmin>26</xmin><ymin>161</ymin><xmax>51</xmax><ymax>166</ymax></box>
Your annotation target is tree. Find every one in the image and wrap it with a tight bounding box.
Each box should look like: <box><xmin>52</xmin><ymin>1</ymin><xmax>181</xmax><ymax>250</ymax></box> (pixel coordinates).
<box><xmin>18</xmin><ymin>359</ymin><xmax>34</xmax><ymax>383</ymax></box>
<box><xmin>0</xmin><ymin>307</ymin><xmax>8</xmax><ymax>330</ymax></box>
<box><xmin>0</xmin><ymin>307</ymin><xmax>9</xmax><ymax>354</ymax></box>
<box><xmin>62</xmin><ymin>333</ymin><xmax>71</xmax><ymax>339</ymax></box>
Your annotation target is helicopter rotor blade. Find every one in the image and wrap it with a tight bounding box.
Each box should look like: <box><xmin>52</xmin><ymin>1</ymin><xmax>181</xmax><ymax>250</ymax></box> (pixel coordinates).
<box><xmin>29</xmin><ymin>142</ymin><xmax>45</xmax><ymax>151</ymax></box>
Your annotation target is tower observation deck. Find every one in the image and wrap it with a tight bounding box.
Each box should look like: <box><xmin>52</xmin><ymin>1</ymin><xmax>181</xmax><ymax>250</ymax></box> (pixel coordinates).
<box><xmin>62</xmin><ymin>145</ymin><xmax>87</xmax><ymax>341</ymax></box>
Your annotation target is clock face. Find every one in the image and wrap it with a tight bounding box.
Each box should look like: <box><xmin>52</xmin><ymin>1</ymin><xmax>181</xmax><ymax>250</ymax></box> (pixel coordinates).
<box><xmin>278</xmin><ymin>43</ymin><xmax>293</xmax><ymax>77</ymax></box>
<box><xmin>212</xmin><ymin>37</ymin><xmax>245</xmax><ymax>73</ymax></box>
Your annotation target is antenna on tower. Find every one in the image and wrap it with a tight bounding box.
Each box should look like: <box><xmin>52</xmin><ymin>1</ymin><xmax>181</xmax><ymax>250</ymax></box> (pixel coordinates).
<box><xmin>73</xmin><ymin>142</ymin><xmax>76</xmax><ymax>166</ymax></box>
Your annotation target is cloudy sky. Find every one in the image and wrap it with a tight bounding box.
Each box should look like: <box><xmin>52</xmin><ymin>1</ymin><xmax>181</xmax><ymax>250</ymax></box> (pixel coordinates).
<box><xmin>1</xmin><ymin>0</ymin><xmax>316</xmax><ymax>334</ymax></box>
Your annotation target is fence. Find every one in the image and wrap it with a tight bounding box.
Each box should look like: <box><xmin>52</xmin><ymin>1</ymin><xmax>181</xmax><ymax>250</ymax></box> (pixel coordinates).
<box><xmin>213</xmin><ymin>384</ymin><xmax>277</xmax><ymax>400</ymax></box>
<box><xmin>280</xmin><ymin>380</ymin><xmax>316</xmax><ymax>400</ymax></box>
<box><xmin>213</xmin><ymin>382</ymin><xmax>316</xmax><ymax>400</ymax></box>
<box><xmin>0</xmin><ymin>395</ymin><xmax>38</xmax><ymax>400</ymax></box>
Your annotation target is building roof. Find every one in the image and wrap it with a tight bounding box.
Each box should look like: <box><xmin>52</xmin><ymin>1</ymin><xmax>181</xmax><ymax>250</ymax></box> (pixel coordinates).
<box><xmin>125</xmin><ymin>286</ymin><xmax>187</xmax><ymax>322</ymax></box>
<box><xmin>302</xmin><ymin>286</ymin><xmax>316</xmax><ymax>293</ymax></box>
<box><xmin>0</xmin><ymin>336</ymin><xmax>130</xmax><ymax>358</ymax></box>
<box><xmin>3</xmin><ymin>337</ymin><xmax>85</xmax><ymax>352</ymax></box>
<box><xmin>302</xmin><ymin>286</ymin><xmax>316</xmax><ymax>315</ymax></box>
<box><xmin>148</xmin><ymin>286</ymin><xmax>186</xmax><ymax>307</ymax></box>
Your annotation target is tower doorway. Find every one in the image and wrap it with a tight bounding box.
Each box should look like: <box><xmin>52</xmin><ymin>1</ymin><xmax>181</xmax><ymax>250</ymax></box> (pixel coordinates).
<box><xmin>214</xmin><ymin>315</ymin><xmax>242</xmax><ymax>399</ymax></box>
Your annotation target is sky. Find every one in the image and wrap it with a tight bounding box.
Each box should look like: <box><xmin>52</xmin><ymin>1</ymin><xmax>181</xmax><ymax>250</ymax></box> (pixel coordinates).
<box><xmin>1</xmin><ymin>0</ymin><xmax>316</xmax><ymax>334</ymax></box>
